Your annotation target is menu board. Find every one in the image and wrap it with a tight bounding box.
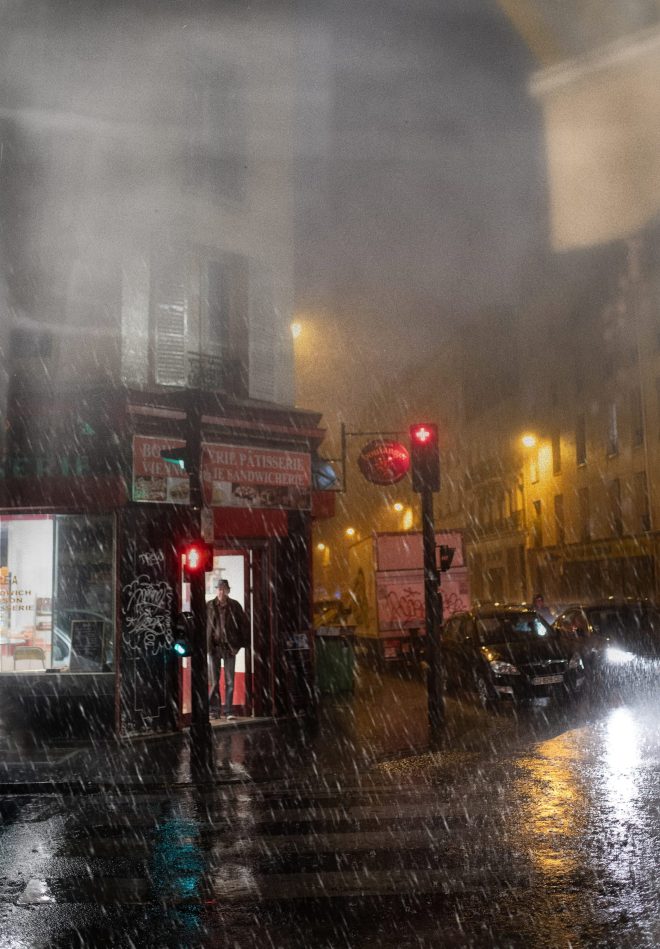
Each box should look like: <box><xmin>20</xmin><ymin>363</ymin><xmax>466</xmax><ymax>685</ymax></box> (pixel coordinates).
<box><xmin>70</xmin><ymin>620</ymin><xmax>105</xmax><ymax>670</ymax></box>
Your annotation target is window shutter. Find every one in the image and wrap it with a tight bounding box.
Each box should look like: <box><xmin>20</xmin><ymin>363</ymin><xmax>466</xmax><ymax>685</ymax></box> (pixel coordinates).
<box><xmin>153</xmin><ymin>260</ymin><xmax>188</xmax><ymax>387</ymax></box>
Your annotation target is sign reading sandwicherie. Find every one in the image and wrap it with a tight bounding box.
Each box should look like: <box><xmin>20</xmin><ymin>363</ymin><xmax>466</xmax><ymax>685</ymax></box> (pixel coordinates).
<box><xmin>201</xmin><ymin>443</ymin><xmax>311</xmax><ymax>510</ymax></box>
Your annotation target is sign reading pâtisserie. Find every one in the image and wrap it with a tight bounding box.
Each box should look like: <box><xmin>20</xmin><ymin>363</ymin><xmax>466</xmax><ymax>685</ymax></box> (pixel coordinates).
<box><xmin>358</xmin><ymin>440</ymin><xmax>410</xmax><ymax>485</ymax></box>
<box><xmin>201</xmin><ymin>443</ymin><xmax>311</xmax><ymax>510</ymax></box>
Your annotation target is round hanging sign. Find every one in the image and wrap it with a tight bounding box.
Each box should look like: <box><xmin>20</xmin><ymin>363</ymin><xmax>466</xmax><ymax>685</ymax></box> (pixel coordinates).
<box><xmin>357</xmin><ymin>440</ymin><xmax>410</xmax><ymax>485</ymax></box>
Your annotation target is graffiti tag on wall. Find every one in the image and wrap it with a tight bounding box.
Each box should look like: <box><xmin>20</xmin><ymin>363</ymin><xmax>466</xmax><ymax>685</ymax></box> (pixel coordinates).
<box><xmin>122</xmin><ymin>574</ymin><xmax>173</xmax><ymax>657</ymax></box>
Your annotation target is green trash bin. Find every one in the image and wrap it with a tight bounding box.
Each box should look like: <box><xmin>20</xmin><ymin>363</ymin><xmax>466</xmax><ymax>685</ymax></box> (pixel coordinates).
<box><xmin>315</xmin><ymin>626</ymin><xmax>355</xmax><ymax>694</ymax></box>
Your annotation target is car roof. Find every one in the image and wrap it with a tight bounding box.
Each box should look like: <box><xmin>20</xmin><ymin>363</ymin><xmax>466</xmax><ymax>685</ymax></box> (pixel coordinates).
<box><xmin>560</xmin><ymin>600</ymin><xmax>657</xmax><ymax>611</ymax></box>
<box><xmin>455</xmin><ymin>605</ymin><xmax>538</xmax><ymax>619</ymax></box>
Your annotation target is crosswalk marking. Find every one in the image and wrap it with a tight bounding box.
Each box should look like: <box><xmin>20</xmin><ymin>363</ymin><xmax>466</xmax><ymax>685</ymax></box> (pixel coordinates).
<box><xmin>11</xmin><ymin>783</ymin><xmax>528</xmax><ymax>909</ymax></box>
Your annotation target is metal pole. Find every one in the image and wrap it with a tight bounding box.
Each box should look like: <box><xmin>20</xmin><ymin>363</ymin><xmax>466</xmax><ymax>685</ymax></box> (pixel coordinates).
<box><xmin>187</xmin><ymin>393</ymin><xmax>214</xmax><ymax>776</ymax></box>
<box><xmin>422</xmin><ymin>487</ymin><xmax>443</xmax><ymax>731</ymax></box>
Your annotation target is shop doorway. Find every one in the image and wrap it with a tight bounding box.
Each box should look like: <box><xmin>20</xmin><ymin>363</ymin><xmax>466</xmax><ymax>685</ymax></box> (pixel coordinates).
<box><xmin>208</xmin><ymin>545</ymin><xmax>272</xmax><ymax>718</ymax></box>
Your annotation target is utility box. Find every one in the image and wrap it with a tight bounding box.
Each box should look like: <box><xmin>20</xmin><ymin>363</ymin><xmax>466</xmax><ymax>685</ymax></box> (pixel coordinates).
<box><xmin>315</xmin><ymin>626</ymin><xmax>356</xmax><ymax>694</ymax></box>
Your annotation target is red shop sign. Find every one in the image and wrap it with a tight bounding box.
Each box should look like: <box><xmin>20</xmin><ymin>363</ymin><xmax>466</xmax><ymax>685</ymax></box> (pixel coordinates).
<box><xmin>358</xmin><ymin>440</ymin><xmax>410</xmax><ymax>485</ymax></box>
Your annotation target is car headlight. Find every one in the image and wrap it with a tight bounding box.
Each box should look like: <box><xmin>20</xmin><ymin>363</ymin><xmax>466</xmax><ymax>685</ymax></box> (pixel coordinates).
<box><xmin>489</xmin><ymin>660</ymin><xmax>520</xmax><ymax>675</ymax></box>
<box><xmin>569</xmin><ymin>654</ymin><xmax>584</xmax><ymax>670</ymax></box>
<box><xmin>605</xmin><ymin>646</ymin><xmax>635</xmax><ymax>665</ymax></box>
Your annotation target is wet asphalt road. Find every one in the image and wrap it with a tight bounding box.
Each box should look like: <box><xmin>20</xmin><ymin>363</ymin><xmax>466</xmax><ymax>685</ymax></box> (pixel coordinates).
<box><xmin>2</xmin><ymin>671</ymin><xmax>660</xmax><ymax>947</ymax></box>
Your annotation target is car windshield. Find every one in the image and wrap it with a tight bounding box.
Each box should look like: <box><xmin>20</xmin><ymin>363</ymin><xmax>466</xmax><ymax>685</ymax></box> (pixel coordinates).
<box><xmin>588</xmin><ymin>606</ymin><xmax>660</xmax><ymax>639</ymax></box>
<box><xmin>476</xmin><ymin>612</ymin><xmax>553</xmax><ymax>645</ymax></box>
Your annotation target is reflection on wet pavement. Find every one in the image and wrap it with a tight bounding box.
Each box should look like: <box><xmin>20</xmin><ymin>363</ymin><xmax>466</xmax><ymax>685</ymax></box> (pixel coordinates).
<box><xmin>5</xmin><ymin>674</ymin><xmax>660</xmax><ymax>946</ymax></box>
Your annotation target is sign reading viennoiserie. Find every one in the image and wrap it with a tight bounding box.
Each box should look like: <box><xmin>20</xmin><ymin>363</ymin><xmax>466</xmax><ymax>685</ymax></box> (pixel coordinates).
<box><xmin>201</xmin><ymin>443</ymin><xmax>312</xmax><ymax>510</ymax></box>
<box><xmin>132</xmin><ymin>436</ymin><xmax>190</xmax><ymax>504</ymax></box>
<box><xmin>358</xmin><ymin>440</ymin><xmax>410</xmax><ymax>485</ymax></box>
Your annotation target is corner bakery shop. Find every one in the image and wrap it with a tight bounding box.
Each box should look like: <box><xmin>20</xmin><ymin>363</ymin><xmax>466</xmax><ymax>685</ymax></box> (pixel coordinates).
<box><xmin>0</xmin><ymin>389</ymin><xmax>325</xmax><ymax>737</ymax></box>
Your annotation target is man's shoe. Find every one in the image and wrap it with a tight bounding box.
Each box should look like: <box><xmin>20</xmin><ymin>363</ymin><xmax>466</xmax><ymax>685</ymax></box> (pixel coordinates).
<box><xmin>226</xmin><ymin>714</ymin><xmax>236</xmax><ymax>721</ymax></box>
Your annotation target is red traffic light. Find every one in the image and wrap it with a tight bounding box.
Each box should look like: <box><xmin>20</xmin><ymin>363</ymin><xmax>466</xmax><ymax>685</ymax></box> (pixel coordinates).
<box><xmin>411</xmin><ymin>424</ymin><xmax>433</xmax><ymax>444</ymax></box>
<box><xmin>182</xmin><ymin>541</ymin><xmax>213</xmax><ymax>578</ymax></box>
<box><xmin>409</xmin><ymin>423</ymin><xmax>440</xmax><ymax>493</ymax></box>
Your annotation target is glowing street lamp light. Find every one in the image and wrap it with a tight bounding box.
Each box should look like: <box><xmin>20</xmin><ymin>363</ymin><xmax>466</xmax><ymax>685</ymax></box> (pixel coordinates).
<box><xmin>291</xmin><ymin>322</ymin><xmax>302</xmax><ymax>339</ymax></box>
<box><xmin>345</xmin><ymin>527</ymin><xmax>356</xmax><ymax>538</ymax></box>
<box><xmin>393</xmin><ymin>502</ymin><xmax>404</xmax><ymax>512</ymax></box>
<box><xmin>521</xmin><ymin>433</ymin><xmax>537</xmax><ymax>449</ymax></box>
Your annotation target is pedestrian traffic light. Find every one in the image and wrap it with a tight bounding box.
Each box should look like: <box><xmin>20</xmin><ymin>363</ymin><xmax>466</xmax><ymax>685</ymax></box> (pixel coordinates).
<box><xmin>181</xmin><ymin>540</ymin><xmax>213</xmax><ymax>579</ymax></box>
<box><xmin>438</xmin><ymin>545</ymin><xmax>455</xmax><ymax>572</ymax></box>
<box><xmin>172</xmin><ymin>612</ymin><xmax>194</xmax><ymax>657</ymax></box>
<box><xmin>409</xmin><ymin>423</ymin><xmax>440</xmax><ymax>493</ymax></box>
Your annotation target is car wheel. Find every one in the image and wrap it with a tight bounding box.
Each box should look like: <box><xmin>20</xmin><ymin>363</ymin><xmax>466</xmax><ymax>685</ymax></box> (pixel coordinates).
<box><xmin>475</xmin><ymin>673</ymin><xmax>492</xmax><ymax>708</ymax></box>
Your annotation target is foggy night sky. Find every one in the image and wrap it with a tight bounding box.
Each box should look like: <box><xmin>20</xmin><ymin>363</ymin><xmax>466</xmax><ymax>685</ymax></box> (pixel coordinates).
<box><xmin>292</xmin><ymin>0</ymin><xmax>548</xmax><ymax>423</ymax></box>
<box><xmin>0</xmin><ymin>0</ymin><xmax>555</xmax><ymax>431</ymax></box>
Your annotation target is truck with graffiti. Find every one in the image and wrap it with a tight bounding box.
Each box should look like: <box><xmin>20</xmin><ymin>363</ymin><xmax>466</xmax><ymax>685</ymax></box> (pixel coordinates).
<box><xmin>347</xmin><ymin>530</ymin><xmax>471</xmax><ymax>666</ymax></box>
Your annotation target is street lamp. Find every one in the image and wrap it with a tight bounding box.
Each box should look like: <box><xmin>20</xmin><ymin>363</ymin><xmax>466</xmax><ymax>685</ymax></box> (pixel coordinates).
<box><xmin>521</xmin><ymin>433</ymin><xmax>537</xmax><ymax>449</ymax></box>
<box><xmin>291</xmin><ymin>322</ymin><xmax>302</xmax><ymax>339</ymax></box>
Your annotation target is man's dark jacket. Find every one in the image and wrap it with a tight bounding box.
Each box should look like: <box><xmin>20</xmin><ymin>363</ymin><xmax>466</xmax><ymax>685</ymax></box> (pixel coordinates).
<box><xmin>207</xmin><ymin>597</ymin><xmax>250</xmax><ymax>657</ymax></box>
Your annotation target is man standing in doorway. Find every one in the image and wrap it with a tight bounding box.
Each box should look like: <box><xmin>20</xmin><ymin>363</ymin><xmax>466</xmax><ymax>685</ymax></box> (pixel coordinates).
<box><xmin>207</xmin><ymin>579</ymin><xmax>250</xmax><ymax>720</ymax></box>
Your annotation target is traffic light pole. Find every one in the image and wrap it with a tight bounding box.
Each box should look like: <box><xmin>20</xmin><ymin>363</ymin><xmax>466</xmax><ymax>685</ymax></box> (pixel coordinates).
<box><xmin>421</xmin><ymin>486</ymin><xmax>444</xmax><ymax>731</ymax></box>
<box><xmin>186</xmin><ymin>394</ymin><xmax>214</xmax><ymax>777</ymax></box>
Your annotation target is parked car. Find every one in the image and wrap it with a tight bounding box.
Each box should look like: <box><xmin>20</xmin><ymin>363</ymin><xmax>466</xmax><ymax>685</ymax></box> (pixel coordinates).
<box><xmin>443</xmin><ymin>606</ymin><xmax>585</xmax><ymax>706</ymax></box>
<box><xmin>553</xmin><ymin>600</ymin><xmax>660</xmax><ymax>683</ymax></box>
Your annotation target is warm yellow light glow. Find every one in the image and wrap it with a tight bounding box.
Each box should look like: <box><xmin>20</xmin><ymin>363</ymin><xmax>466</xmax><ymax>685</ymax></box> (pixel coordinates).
<box><xmin>345</xmin><ymin>527</ymin><xmax>356</xmax><ymax>537</ymax></box>
<box><xmin>291</xmin><ymin>322</ymin><xmax>302</xmax><ymax>339</ymax></box>
<box><xmin>402</xmin><ymin>508</ymin><xmax>413</xmax><ymax>531</ymax></box>
<box><xmin>393</xmin><ymin>502</ymin><xmax>404</xmax><ymax>512</ymax></box>
<box><xmin>521</xmin><ymin>433</ymin><xmax>537</xmax><ymax>448</ymax></box>
<box><xmin>316</xmin><ymin>543</ymin><xmax>326</xmax><ymax>551</ymax></box>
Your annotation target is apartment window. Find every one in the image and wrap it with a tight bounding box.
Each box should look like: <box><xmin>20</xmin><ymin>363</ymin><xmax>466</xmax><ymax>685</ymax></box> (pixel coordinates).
<box><xmin>551</xmin><ymin>429</ymin><xmax>561</xmax><ymax>475</ymax></box>
<box><xmin>532</xmin><ymin>499</ymin><xmax>542</xmax><ymax>548</ymax></box>
<box><xmin>10</xmin><ymin>329</ymin><xmax>53</xmax><ymax>359</ymax></box>
<box><xmin>576</xmin><ymin>414</ymin><xmax>587</xmax><ymax>466</ymax></box>
<box><xmin>607</xmin><ymin>402</ymin><xmax>619</xmax><ymax>456</ymax></box>
<box><xmin>554</xmin><ymin>494</ymin><xmax>565</xmax><ymax>545</ymax></box>
<box><xmin>187</xmin><ymin>66</ymin><xmax>246</xmax><ymax>203</ymax></box>
<box><xmin>530</xmin><ymin>451</ymin><xmax>539</xmax><ymax>485</ymax></box>
<box><xmin>608</xmin><ymin>478</ymin><xmax>623</xmax><ymax>536</ymax></box>
<box><xmin>633</xmin><ymin>470</ymin><xmax>651</xmax><ymax>532</ymax></box>
<box><xmin>579</xmin><ymin>487</ymin><xmax>590</xmax><ymax>542</ymax></box>
<box><xmin>200</xmin><ymin>255</ymin><xmax>249</xmax><ymax>398</ymax></box>
<box><xmin>631</xmin><ymin>386</ymin><xmax>644</xmax><ymax>447</ymax></box>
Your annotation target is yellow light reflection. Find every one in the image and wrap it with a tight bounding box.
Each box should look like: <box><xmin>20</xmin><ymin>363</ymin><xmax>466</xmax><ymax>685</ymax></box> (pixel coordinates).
<box><xmin>517</xmin><ymin>731</ymin><xmax>585</xmax><ymax>878</ymax></box>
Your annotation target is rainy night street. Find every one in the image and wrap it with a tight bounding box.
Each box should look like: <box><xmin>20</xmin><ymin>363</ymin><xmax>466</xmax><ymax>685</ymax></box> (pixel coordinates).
<box><xmin>2</xmin><ymin>1</ymin><xmax>660</xmax><ymax>947</ymax></box>
<box><xmin>3</xmin><ymin>667</ymin><xmax>660</xmax><ymax>948</ymax></box>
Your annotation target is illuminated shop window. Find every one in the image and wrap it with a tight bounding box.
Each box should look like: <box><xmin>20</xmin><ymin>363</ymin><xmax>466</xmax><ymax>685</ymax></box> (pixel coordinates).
<box><xmin>0</xmin><ymin>514</ymin><xmax>114</xmax><ymax>674</ymax></box>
